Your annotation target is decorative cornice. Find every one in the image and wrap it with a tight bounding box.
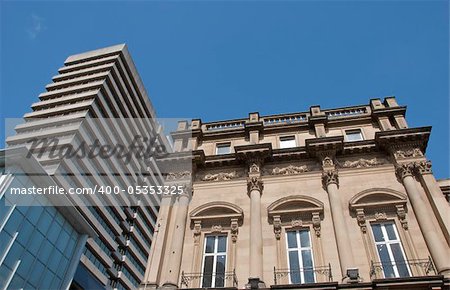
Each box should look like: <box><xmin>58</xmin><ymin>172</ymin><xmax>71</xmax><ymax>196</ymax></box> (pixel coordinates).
<box><xmin>322</xmin><ymin>169</ymin><xmax>339</xmax><ymax>188</ymax></box>
<box><xmin>247</xmin><ymin>176</ymin><xmax>263</xmax><ymax>194</ymax></box>
<box><xmin>375</xmin><ymin>127</ymin><xmax>431</xmax><ymax>156</ymax></box>
<box><xmin>305</xmin><ymin>136</ymin><xmax>344</xmax><ymax>158</ymax></box>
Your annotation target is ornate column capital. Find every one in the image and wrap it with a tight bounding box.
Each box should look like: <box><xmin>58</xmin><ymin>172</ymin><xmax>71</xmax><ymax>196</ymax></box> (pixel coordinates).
<box><xmin>415</xmin><ymin>160</ymin><xmax>433</xmax><ymax>175</ymax></box>
<box><xmin>273</xmin><ymin>215</ymin><xmax>282</xmax><ymax>240</ymax></box>
<box><xmin>322</xmin><ymin>169</ymin><xmax>339</xmax><ymax>188</ymax></box>
<box><xmin>247</xmin><ymin>176</ymin><xmax>264</xmax><ymax>194</ymax></box>
<box><xmin>395</xmin><ymin>162</ymin><xmax>415</xmax><ymax>181</ymax></box>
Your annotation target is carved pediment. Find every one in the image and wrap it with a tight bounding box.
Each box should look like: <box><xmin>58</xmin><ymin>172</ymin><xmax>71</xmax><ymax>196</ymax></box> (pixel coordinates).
<box><xmin>349</xmin><ymin>188</ymin><xmax>407</xmax><ymax>210</ymax></box>
<box><xmin>268</xmin><ymin>195</ymin><xmax>324</xmax><ymax>218</ymax></box>
<box><xmin>190</xmin><ymin>201</ymin><xmax>244</xmax><ymax>221</ymax></box>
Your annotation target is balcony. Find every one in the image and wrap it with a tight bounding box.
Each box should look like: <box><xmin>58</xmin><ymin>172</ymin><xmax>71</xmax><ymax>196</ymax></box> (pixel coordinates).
<box><xmin>273</xmin><ymin>264</ymin><xmax>333</xmax><ymax>286</ymax></box>
<box><xmin>180</xmin><ymin>270</ymin><xmax>238</xmax><ymax>288</ymax></box>
<box><xmin>369</xmin><ymin>257</ymin><xmax>437</xmax><ymax>280</ymax></box>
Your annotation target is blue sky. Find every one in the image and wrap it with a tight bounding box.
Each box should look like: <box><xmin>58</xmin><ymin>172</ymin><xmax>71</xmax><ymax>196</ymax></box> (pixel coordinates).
<box><xmin>1</xmin><ymin>1</ymin><xmax>449</xmax><ymax>178</ymax></box>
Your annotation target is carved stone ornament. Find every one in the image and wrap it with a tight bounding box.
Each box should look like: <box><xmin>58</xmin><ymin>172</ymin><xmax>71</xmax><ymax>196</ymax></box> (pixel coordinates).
<box><xmin>340</xmin><ymin>158</ymin><xmax>385</xmax><ymax>169</ymax></box>
<box><xmin>356</xmin><ymin>208</ymin><xmax>367</xmax><ymax>233</ymax></box>
<box><xmin>322</xmin><ymin>156</ymin><xmax>334</xmax><ymax>167</ymax></box>
<box><xmin>394</xmin><ymin>148</ymin><xmax>423</xmax><ymax>159</ymax></box>
<box><xmin>249</xmin><ymin>162</ymin><xmax>260</xmax><ymax>173</ymax></box>
<box><xmin>166</xmin><ymin>171</ymin><xmax>192</xmax><ymax>180</ymax></box>
<box><xmin>395</xmin><ymin>163</ymin><xmax>415</xmax><ymax>180</ymax></box>
<box><xmin>291</xmin><ymin>219</ymin><xmax>303</xmax><ymax>228</ymax></box>
<box><xmin>272</xmin><ymin>165</ymin><xmax>309</xmax><ymax>175</ymax></box>
<box><xmin>312</xmin><ymin>212</ymin><xmax>321</xmax><ymax>237</ymax></box>
<box><xmin>211</xmin><ymin>225</ymin><xmax>223</xmax><ymax>233</ymax></box>
<box><xmin>202</xmin><ymin>171</ymin><xmax>240</xmax><ymax>182</ymax></box>
<box><xmin>374</xmin><ymin>212</ymin><xmax>387</xmax><ymax>220</ymax></box>
<box><xmin>230</xmin><ymin>218</ymin><xmax>239</xmax><ymax>242</ymax></box>
<box><xmin>396</xmin><ymin>205</ymin><xmax>408</xmax><ymax>230</ymax></box>
<box><xmin>193</xmin><ymin>221</ymin><xmax>202</xmax><ymax>244</ymax></box>
<box><xmin>322</xmin><ymin>169</ymin><xmax>339</xmax><ymax>188</ymax></box>
<box><xmin>415</xmin><ymin>160</ymin><xmax>432</xmax><ymax>175</ymax></box>
<box><xmin>273</xmin><ymin>215</ymin><xmax>282</xmax><ymax>240</ymax></box>
<box><xmin>247</xmin><ymin>176</ymin><xmax>263</xmax><ymax>193</ymax></box>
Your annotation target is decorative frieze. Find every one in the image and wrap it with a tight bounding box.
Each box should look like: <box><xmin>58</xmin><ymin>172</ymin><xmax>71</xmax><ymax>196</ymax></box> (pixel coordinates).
<box><xmin>339</xmin><ymin>157</ymin><xmax>385</xmax><ymax>169</ymax></box>
<box><xmin>247</xmin><ymin>176</ymin><xmax>264</xmax><ymax>193</ymax></box>
<box><xmin>271</xmin><ymin>165</ymin><xmax>309</xmax><ymax>175</ymax></box>
<box><xmin>393</xmin><ymin>147</ymin><xmax>423</xmax><ymax>159</ymax></box>
<box><xmin>201</xmin><ymin>171</ymin><xmax>240</xmax><ymax>182</ymax></box>
<box><xmin>166</xmin><ymin>170</ymin><xmax>192</xmax><ymax>180</ymax></box>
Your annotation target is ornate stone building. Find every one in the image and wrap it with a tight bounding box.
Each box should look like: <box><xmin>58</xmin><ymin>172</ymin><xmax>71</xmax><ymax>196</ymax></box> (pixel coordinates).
<box><xmin>140</xmin><ymin>97</ymin><xmax>450</xmax><ymax>290</ymax></box>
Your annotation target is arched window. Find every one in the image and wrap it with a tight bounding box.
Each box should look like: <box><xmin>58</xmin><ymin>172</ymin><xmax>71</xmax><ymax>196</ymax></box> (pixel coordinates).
<box><xmin>182</xmin><ymin>202</ymin><xmax>243</xmax><ymax>288</ymax></box>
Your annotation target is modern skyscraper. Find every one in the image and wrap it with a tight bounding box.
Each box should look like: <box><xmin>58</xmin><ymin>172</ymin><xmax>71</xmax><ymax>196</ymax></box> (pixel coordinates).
<box><xmin>141</xmin><ymin>97</ymin><xmax>450</xmax><ymax>290</ymax></box>
<box><xmin>6</xmin><ymin>44</ymin><xmax>168</xmax><ymax>290</ymax></box>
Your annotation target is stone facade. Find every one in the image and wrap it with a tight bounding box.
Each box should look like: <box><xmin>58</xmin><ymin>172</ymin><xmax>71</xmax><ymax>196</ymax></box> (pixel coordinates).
<box><xmin>141</xmin><ymin>97</ymin><xmax>450</xmax><ymax>290</ymax></box>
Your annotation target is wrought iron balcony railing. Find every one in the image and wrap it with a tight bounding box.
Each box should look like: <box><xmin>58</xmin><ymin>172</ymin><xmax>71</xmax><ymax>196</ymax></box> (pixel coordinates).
<box><xmin>181</xmin><ymin>270</ymin><xmax>238</xmax><ymax>288</ymax></box>
<box><xmin>370</xmin><ymin>257</ymin><xmax>436</xmax><ymax>280</ymax></box>
<box><xmin>273</xmin><ymin>264</ymin><xmax>333</xmax><ymax>285</ymax></box>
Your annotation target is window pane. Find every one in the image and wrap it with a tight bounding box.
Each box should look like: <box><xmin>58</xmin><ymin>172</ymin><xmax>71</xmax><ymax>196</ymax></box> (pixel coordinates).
<box><xmin>287</xmin><ymin>231</ymin><xmax>297</xmax><ymax>248</ymax></box>
<box><xmin>202</xmin><ymin>256</ymin><xmax>214</xmax><ymax>287</ymax></box>
<box><xmin>280</xmin><ymin>137</ymin><xmax>296</xmax><ymax>149</ymax></box>
<box><xmin>288</xmin><ymin>251</ymin><xmax>301</xmax><ymax>284</ymax></box>
<box><xmin>302</xmin><ymin>250</ymin><xmax>314</xmax><ymax>283</ymax></box>
<box><xmin>215</xmin><ymin>255</ymin><xmax>226</xmax><ymax>287</ymax></box>
<box><xmin>299</xmin><ymin>230</ymin><xmax>310</xmax><ymax>247</ymax></box>
<box><xmin>390</xmin><ymin>243</ymin><xmax>410</xmax><ymax>277</ymax></box>
<box><xmin>217</xmin><ymin>236</ymin><xmax>227</xmax><ymax>253</ymax></box>
<box><xmin>377</xmin><ymin>244</ymin><xmax>395</xmax><ymax>278</ymax></box>
<box><xmin>205</xmin><ymin>236</ymin><xmax>215</xmax><ymax>253</ymax></box>
<box><xmin>385</xmin><ymin>223</ymin><xmax>397</xmax><ymax>241</ymax></box>
<box><xmin>216</xmin><ymin>144</ymin><xmax>231</xmax><ymax>155</ymax></box>
<box><xmin>346</xmin><ymin>130</ymin><xmax>363</xmax><ymax>141</ymax></box>
<box><xmin>371</xmin><ymin>224</ymin><xmax>384</xmax><ymax>242</ymax></box>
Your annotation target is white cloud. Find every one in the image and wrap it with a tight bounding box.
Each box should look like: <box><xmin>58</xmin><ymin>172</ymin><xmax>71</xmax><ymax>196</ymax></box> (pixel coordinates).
<box><xmin>27</xmin><ymin>14</ymin><xmax>46</xmax><ymax>39</ymax></box>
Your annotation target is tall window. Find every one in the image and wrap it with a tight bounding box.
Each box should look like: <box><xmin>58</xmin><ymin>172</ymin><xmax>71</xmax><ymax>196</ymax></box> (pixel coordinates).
<box><xmin>216</xmin><ymin>143</ymin><xmax>231</xmax><ymax>155</ymax></box>
<box><xmin>202</xmin><ymin>235</ymin><xmax>227</xmax><ymax>287</ymax></box>
<box><xmin>280</xmin><ymin>136</ymin><xmax>296</xmax><ymax>149</ymax></box>
<box><xmin>345</xmin><ymin>129</ymin><xmax>364</xmax><ymax>141</ymax></box>
<box><xmin>371</xmin><ymin>222</ymin><xmax>410</xmax><ymax>278</ymax></box>
<box><xmin>286</xmin><ymin>230</ymin><xmax>315</xmax><ymax>284</ymax></box>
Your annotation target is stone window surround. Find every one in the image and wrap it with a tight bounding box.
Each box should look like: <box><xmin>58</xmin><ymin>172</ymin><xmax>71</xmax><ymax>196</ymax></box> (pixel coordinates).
<box><xmin>187</xmin><ymin>201</ymin><xmax>244</xmax><ymax>288</ymax></box>
<box><xmin>348</xmin><ymin>188</ymin><xmax>427</xmax><ymax>279</ymax></box>
<box><xmin>267</xmin><ymin>195</ymin><xmax>327</xmax><ymax>284</ymax></box>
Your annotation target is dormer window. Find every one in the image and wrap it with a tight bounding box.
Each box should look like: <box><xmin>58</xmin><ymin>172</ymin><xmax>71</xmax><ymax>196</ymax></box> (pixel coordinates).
<box><xmin>280</xmin><ymin>136</ymin><xmax>296</xmax><ymax>149</ymax></box>
<box><xmin>216</xmin><ymin>143</ymin><xmax>231</xmax><ymax>155</ymax></box>
<box><xmin>345</xmin><ymin>129</ymin><xmax>364</xmax><ymax>141</ymax></box>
